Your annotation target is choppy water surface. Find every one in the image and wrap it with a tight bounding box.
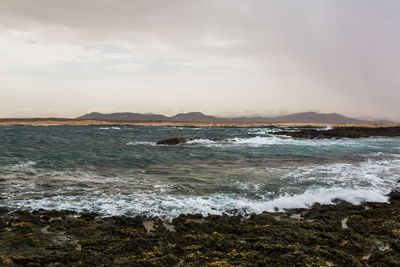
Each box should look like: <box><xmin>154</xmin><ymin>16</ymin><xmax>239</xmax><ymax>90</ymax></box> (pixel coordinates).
<box><xmin>1</xmin><ymin>125</ymin><xmax>399</xmax><ymax>218</ymax></box>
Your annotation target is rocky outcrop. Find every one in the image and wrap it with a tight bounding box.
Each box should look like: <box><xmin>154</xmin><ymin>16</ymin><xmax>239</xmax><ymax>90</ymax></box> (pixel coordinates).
<box><xmin>156</xmin><ymin>127</ymin><xmax>400</xmax><ymax>146</ymax></box>
<box><xmin>156</xmin><ymin>138</ymin><xmax>190</xmax><ymax>145</ymax></box>
<box><xmin>274</xmin><ymin>127</ymin><xmax>400</xmax><ymax>139</ymax></box>
<box><xmin>388</xmin><ymin>191</ymin><xmax>400</xmax><ymax>204</ymax></box>
<box><xmin>1</xmin><ymin>193</ymin><xmax>400</xmax><ymax>266</ymax></box>
<box><xmin>156</xmin><ymin>137</ymin><xmax>228</xmax><ymax>145</ymax></box>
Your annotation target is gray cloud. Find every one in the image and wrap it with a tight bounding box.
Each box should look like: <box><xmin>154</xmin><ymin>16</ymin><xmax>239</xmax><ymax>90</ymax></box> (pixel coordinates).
<box><xmin>0</xmin><ymin>0</ymin><xmax>399</xmax><ymax>120</ymax></box>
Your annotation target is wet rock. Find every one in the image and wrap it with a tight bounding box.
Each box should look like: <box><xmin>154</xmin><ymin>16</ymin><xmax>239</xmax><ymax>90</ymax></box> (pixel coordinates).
<box><xmin>156</xmin><ymin>137</ymin><xmax>188</xmax><ymax>145</ymax></box>
<box><xmin>1</xmin><ymin>192</ymin><xmax>400</xmax><ymax>266</ymax></box>
<box><xmin>156</xmin><ymin>137</ymin><xmax>234</xmax><ymax>145</ymax></box>
<box><xmin>80</xmin><ymin>212</ymin><xmax>100</xmax><ymax>220</ymax></box>
<box><xmin>0</xmin><ymin>207</ymin><xmax>9</xmax><ymax>216</ymax></box>
<box><xmin>274</xmin><ymin>126</ymin><xmax>400</xmax><ymax>139</ymax></box>
<box><xmin>388</xmin><ymin>191</ymin><xmax>400</xmax><ymax>204</ymax></box>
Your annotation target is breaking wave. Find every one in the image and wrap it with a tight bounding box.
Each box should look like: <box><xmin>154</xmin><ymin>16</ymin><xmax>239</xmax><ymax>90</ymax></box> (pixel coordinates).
<box><xmin>1</xmin><ymin>125</ymin><xmax>399</xmax><ymax>219</ymax></box>
<box><xmin>3</xmin><ymin>186</ymin><xmax>391</xmax><ymax>219</ymax></box>
<box><xmin>126</xmin><ymin>141</ymin><xmax>156</xmax><ymax>146</ymax></box>
<box><xmin>11</xmin><ymin>161</ymin><xmax>37</xmax><ymax>169</ymax></box>
<box><xmin>2</xmin><ymin>157</ymin><xmax>399</xmax><ymax>219</ymax></box>
<box><xmin>183</xmin><ymin>135</ymin><xmax>393</xmax><ymax>148</ymax></box>
<box><xmin>99</xmin><ymin>127</ymin><xmax>121</xmax><ymax>130</ymax></box>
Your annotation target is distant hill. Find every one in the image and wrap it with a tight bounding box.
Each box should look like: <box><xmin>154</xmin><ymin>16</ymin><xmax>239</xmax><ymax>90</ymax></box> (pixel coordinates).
<box><xmin>76</xmin><ymin>111</ymin><xmax>391</xmax><ymax>124</ymax></box>
<box><xmin>77</xmin><ymin>112</ymin><xmax>169</xmax><ymax>121</ymax></box>
<box><xmin>266</xmin><ymin>112</ymin><xmax>367</xmax><ymax>124</ymax></box>
<box><xmin>77</xmin><ymin>111</ymin><xmax>222</xmax><ymax>122</ymax></box>
<box><xmin>171</xmin><ymin>112</ymin><xmax>221</xmax><ymax>122</ymax></box>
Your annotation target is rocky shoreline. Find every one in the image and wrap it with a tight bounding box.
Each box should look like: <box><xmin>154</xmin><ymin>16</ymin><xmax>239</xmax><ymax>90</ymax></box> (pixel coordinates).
<box><xmin>153</xmin><ymin>127</ymin><xmax>400</xmax><ymax>145</ymax></box>
<box><xmin>273</xmin><ymin>127</ymin><xmax>400</xmax><ymax>139</ymax></box>
<box><xmin>1</xmin><ymin>192</ymin><xmax>400</xmax><ymax>266</ymax></box>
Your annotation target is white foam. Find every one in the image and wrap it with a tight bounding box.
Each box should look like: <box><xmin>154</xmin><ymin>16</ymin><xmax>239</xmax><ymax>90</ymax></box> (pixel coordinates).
<box><xmin>325</xmin><ymin>125</ymin><xmax>333</xmax><ymax>130</ymax></box>
<box><xmin>230</xmin><ymin>136</ymin><xmax>289</xmax><ymax>146</ymax></box>
<box><xmin>186</xmin><ymin>139</ymin><xmax>227</xmax><ymax>147</ymax></box>
<box><xmin>185</xmin><ymin>135</ymin><xmax>398</xmax><ymax>148</ymax></box>
<box><xmin>126</xmin><ymin>141</ymin><xmax>156</xmax><ymax>146</ymax></box>
<box><xmin>257</xmin><ymin>187</ymin><xmax>388</xmax><ymax>211</ymax></box>
<box><xmin>317</xmin><ymin>125</ymin><xmax>333</xmax><ymax>131</ymax></box>
<box><xmin>285</xmin><ymin>158</ymin><xmax>400</xmax><ymax>189</ymax></box>
<box><xmin>99</xmin><ymin>127</ymin><xmax>121</xmax><ymax>130</ymax></box>
<box><xmin>185</xmin><ymin>136</ymin><xmax>290</xmax><ymax>147</ymax></box>
<box><xmin>2</xmin><ymin>153</ymin><xmax>399</xmax><ymax>219</ymax></box>
<box><xmin>4</xmin><ymin>158</ymin><xmax>398</xmax><ymax>218</ymax></box>
<box><xmin>4</xmin><ymin>186</ymin><xmax>390</xmax><ymax>219</ymax></box>
<box><xmin>234</xmin><ymin>181</ymin><xmax>264</xmax><ymax>192</ymax></box>
<box><xmin>248</xmin><ymin>128</ymin><xmax>282</xmax><ymax>135</ymax></box>
<box><xmin>123</xmin><ymin>134</ymin><xmax>398</xmax><ymax>149</ymax></box>
<box><xmin>11</xmin><ymin>161</ymin><xmax>37</xmax><ymax>169</ymax></box>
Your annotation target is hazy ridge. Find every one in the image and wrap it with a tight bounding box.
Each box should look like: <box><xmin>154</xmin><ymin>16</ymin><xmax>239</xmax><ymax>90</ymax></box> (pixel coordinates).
<box><xmin>76</xmin><ymin>111</ymin><xmax>393</xmax><ymax>124</ymax></box>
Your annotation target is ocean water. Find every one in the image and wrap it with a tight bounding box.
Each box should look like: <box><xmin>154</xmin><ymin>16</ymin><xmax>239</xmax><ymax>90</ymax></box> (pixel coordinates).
<box><xmin>0</xmin><ymin>125</ymin><xmax>399</xmax><ymax>219</ymax></box>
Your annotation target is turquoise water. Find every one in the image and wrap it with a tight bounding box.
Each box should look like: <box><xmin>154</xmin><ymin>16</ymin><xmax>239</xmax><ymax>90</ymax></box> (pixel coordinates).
<box><xmin>1</xmin><ymin>125</ymin><xmax>399</xmax><ymax>218</ymax></box>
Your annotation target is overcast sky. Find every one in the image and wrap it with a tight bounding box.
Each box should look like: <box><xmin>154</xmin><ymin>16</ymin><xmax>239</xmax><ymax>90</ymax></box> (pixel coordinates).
<box><xmin>1</xmin><ymin>0</ymin><xmax>399</xmax><ymax>120</ymax></box>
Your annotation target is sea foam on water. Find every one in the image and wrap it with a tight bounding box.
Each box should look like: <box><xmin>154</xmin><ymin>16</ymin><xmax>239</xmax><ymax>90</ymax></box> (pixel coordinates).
<box><xmin>0</xmin><ymin>125</ymin><xmax>399</xmax><ymax>219</ymax></box>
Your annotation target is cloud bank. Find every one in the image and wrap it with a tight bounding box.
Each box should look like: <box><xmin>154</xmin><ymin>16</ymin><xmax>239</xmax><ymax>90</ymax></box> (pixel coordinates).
<box><xmin>0</xmin><ymin>0</ymin><xmax>399</xmax><ymax>120</ymax></box>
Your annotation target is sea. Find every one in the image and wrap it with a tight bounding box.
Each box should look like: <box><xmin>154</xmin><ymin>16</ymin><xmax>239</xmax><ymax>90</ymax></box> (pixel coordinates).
<box><xmin>1</xmin><ymin>125</ymin><xmax>399</xmax><ymax>219</ymax></box>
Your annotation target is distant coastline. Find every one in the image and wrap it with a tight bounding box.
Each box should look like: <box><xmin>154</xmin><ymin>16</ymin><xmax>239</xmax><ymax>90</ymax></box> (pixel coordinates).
<box><xmin>0</xmin><ymin>111</ymin><xmax>398</xmax><ymax>127</ymax></box>
<box><xmin>0</xmin><ymin>118</ymin><xmax>399</xmax><ymax>128</ymax></box>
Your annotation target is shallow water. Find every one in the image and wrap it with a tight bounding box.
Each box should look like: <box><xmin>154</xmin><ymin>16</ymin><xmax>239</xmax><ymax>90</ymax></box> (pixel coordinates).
<box><xmin>0</xmin><ymin>125</ymin><xmax>399</xmax><ymax>218</ymax></box>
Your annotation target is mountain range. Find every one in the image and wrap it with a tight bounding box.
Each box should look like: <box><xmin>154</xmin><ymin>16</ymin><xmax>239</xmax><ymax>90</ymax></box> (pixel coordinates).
<box><xmin>76</xmin><ymin>112</ymin><xmax>393</xmax><ymax>124</ymax></box>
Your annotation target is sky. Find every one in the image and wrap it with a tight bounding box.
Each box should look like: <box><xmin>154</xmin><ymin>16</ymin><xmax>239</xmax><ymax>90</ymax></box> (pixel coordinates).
<box><xmin>0</xmin><ymin>0</ymin><xmax>399</xmax><ymax>121</ymax></box>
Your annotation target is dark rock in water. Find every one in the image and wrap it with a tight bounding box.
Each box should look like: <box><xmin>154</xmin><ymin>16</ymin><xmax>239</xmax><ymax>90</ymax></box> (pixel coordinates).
<box><xmin>388</xmin><ymin>191</ymin><xmax>400</xmax><ymax>204</ymax></box>
<box><xmin>0</xmin><ymin>207</ymin><xmax>8</xmax><ymax>215</ymax></box>
<box><xmin>80</xmin><ymin>212</ymin><xmax>100</xmax><ymax>220</ymax></box>
<box><xmin>156</xmin><ymin>137</ymin><xmax>234</xmax><ymax>145</ymax></box>
<box><xmin>274</xmin><ymin>127</ymin><xmax>400</xmax><ymax>139</ymax></box>
<box><xmin>156</xmin><ymin>137</ymin><xmax>188</xmax><ymax>145</ymax></box>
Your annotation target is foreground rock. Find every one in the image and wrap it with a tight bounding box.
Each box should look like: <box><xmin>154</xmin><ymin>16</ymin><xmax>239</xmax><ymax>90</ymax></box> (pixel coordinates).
<box><xmin>1</xmin><ymin>193</ymin><xmax>400</xmax><ymax>266</ymax></box>
<box><xmin>274</xmin><ymin>126</ymin><xmax>400</xmax><ymax>139</ymax></box>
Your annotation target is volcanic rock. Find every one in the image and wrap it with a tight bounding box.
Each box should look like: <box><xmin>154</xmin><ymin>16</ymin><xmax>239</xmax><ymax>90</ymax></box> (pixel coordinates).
<box><xmin>156</xmin><ymin>138</ymin><xmax>188</xmax><ymax>145</ymax></box>
<box><xmin>274</xmin><ymin>127</ymin><xmax>400</xmax><ymax>139</ymax></box>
